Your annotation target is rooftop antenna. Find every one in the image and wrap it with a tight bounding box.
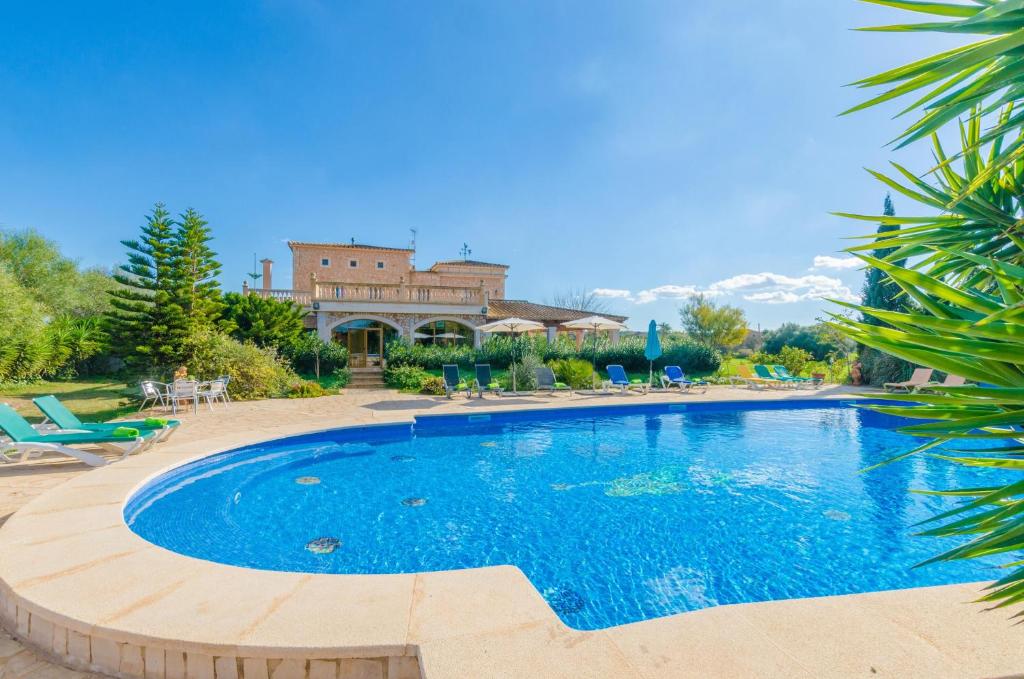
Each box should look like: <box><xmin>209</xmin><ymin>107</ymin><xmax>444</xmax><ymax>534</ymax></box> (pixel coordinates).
<box><xmin>460</xmin><ymin>242</ymin><xmax>472</xmax><ymax>261</ymax></box>
<box><xmin>409</xmin><ymin>228</ymin><xmax>417</xmax><ymax>268</ymax></box>
<box><xmin>246</xmin><ymin>252</ymin><xmax>262</xmax><ymax>284</ymax></box>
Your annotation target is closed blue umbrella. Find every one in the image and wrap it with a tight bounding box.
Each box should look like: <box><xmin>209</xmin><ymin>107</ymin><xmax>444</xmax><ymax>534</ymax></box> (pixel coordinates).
<box><xmin>645</xmin><ymin>320</ymin><xmax>663</xmax><ymax>387</ymax></box>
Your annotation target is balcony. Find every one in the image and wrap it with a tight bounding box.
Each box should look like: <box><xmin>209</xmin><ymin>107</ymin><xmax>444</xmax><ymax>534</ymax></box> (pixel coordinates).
<box><xmin>250</xmin><ymin>282</ymin><xmax>486</xmax><ymax>308</ymax></box>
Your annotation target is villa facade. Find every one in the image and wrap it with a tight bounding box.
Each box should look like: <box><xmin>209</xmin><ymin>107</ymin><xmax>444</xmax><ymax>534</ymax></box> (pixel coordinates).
<box><xmin>244</xmin><ymin>241</ymin><xmax>626</xmax><ymax>367</ymax></box>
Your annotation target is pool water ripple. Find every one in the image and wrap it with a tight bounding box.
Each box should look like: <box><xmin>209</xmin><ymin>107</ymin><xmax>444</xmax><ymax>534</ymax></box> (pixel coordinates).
<box><xmin>125</xmin><ymin>402</ymin><xmax>1012</xmax><ymax>630</ymax></box>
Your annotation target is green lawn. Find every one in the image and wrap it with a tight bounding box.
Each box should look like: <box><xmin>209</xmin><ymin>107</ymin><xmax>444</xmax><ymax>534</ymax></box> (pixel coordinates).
<box><xmin>1</xmin><ymin>377</ymin><xmax>137</xmax><ymax>423</ymax></box>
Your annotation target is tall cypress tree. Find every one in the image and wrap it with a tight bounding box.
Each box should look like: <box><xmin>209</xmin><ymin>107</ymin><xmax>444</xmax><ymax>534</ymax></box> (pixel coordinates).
<box><xmin>858</xmin><ymin>194</ymin><xmax>911</xmax><ymax>384</ymax></box>
<box><xmin>107</xmin><ymin>204</ymin><xmax>187</xmax><ymax>370</ymax></box>
<box><xmin>860</xmin><ymin>194</ymin><xmax>908</xmax><ymax>323</ymax></box>
<box><xmin>172</xmin><ymin>208</ymin><xmax>223</xmax><ymax>335</ymax></box>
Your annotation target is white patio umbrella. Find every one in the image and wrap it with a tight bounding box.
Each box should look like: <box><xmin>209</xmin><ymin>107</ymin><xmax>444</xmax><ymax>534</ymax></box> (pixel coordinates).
<box><xmin>562</xmin><ymin>315</ymin><xmax>627</xmax><ymax>390</ymax></box>
<box><xmin>476</xmin><ymin>317</ymin><xmax>544</xmax><ymax>393</ymax></box>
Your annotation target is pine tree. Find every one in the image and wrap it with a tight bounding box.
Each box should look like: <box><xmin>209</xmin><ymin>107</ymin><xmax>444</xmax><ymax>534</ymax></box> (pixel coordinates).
<box><xmin>860</xmin><ymin>194</ymin><xmax>907</xmax><ymax>323</ymax></box>
<box><xmin>107</xmin><ymin>204</ymin><xmax>186</xmax><ymax>370</ymax></box>
<box><xmin>172</xmin><ymin>208</ymin><xmax>223</xmax><ymax>335</ymax></box>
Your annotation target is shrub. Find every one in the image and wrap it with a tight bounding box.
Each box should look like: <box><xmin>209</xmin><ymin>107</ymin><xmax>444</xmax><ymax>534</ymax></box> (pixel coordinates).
<box><xmin>285</xmin><ymin>332</ymin><xmax>348</xmax><ymax>375</ymax></box>
<box><xmin>506</xmin><ymin>353</ymin><xmax>541</xmax><ymax>391</ymax></box>
<box><xmin>548</xmin><ymin>358</ymin><xmax>594</xmax><ymax>390</ymax></box>
<box><xmin>384</xmin><ymin>364</ymin><xmax>432</xmax><ymax>392</ymax></box>
<box><xmin>332</xmin><ymin>367</ymin><xmax>351</xmax><ymax>388</ymax></box>
<box><xmin>762</xmin><ymin>323</ymin><xmax>851</xmax><ymax>361</ymax></box>
<box><xmin>860</xmin><ymin>347</ymin><xmax>911</xmax><ymax>387</ymax></box>
<box><xmin>777</xmin><ymin>346</ymin><xmax>814</xmax><ymax>376</ymax></box>
<box><xmin>420</xmin><ymin>375</ymin><xmax>446</xmax><ymax>395</ymax></box>
<box><xmin>658</xmin><ymin>341</ymin><xmax>721</xmax><ymax>374</ymax></box>
<box><xmin>287</xmin><ymin>380</ymin><xmax>328</xmax><ymax>398</ymax></box>
<box><xmin>385</xmin><ymin>339</ymin><xmax>475</xmax><ymax>369</ymax></box>
<box><xmin>184</xmin><ymin>330</ymin><xmax>296</xmax><ymax>400</ymax></box>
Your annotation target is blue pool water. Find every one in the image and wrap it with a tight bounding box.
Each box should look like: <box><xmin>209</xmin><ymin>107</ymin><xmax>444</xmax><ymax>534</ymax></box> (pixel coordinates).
<box><xmin>125</xmin><ymin>400</ymin><xmax>1013</xmax><ymax>630</ymax></box>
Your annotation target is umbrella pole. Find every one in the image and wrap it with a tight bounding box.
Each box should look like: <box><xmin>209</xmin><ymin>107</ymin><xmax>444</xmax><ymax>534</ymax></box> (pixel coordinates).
<box><xmin>511</xmin><ymin>330</ymin><xmax>517</xmax><ymax>395</ymax></box>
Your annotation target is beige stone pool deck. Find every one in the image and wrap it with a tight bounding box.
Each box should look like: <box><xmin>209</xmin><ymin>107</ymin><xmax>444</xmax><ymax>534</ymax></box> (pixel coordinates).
<box><xmin>1</xmin><ymin>386</ymin><xmax>1022</xmax><ymax>679</ymax></box>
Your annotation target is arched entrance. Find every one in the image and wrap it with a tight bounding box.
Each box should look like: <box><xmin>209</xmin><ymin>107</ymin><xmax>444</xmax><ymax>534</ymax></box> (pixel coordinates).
<box><xmin>413</xmin><ymin>319</ymin><xmax>476</xmax><ymax>346</ymax></box>
<box><xmin>332</xmin><ymin>319</ymin><xmax>399</xmax><ymax>368</ymax></box>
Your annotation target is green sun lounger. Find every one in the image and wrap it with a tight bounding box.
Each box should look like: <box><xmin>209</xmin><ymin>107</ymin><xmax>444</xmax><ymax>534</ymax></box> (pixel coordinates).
<box><xmin>535</xmin><ymin>366</ymin><xmax>572</xmax><ymax>395</ymax></box>
<box><xmin>752</xmin><ymin>364</ymin><xmax>790</xmax><ymax>387</ymax></box>
<box><xmin>770</xmin><ymin>365</ymin><xmax>813</xmax><ymax>385</ymax></box>
<box><xmin>33</xmin><ymin>395</ymin><xmax>180</xmax><ymax>442</ymax></box>
<box><xmin>442</xmin><ymin>364</ymin><xmax>472</xmax><ymax>399</ymax></box>
<box><xmin>473</xmin><ymin>364</ymin><xmax>504</xmax><ymax>398</ymax></box>
<box><xmin>0</xmin><ymin>404</ymin><xmax>155</xmax><ymax>466</ymax></box>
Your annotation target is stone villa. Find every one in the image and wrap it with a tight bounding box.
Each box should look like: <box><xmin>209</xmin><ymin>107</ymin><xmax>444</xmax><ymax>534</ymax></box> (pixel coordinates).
<box><xmin>244</xmin><ymin>241</ymin><xmax>627</xmax><ymax>368</ymax></box>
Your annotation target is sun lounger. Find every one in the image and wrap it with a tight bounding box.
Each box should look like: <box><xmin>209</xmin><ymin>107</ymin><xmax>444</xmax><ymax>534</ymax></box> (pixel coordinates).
<box><xmin>884</xmin><ymin>368</ymin><xmax>934</xmax><ymax>393</ymax></box>
<box><xmin>473</xmin><ymin>364</ymin><xmax>504</xmax><ymax>398</ymax></box>
<box><xmin>753</xmin><ymin>364</ymin><xmax>792</xmax><ymax>388</ymax></box>
<box><xmin>535</xmin><ymin>366</ymin><xmax>572</xmax><ymax>395</ymax></box>
<box><xmin>442</xmin><ymin>364</ymin><xmax>472</xmax><ymax>399</ymax></box>
<box><xmin>915</xmin><ymin>373</ymin><xmax>967</xmax><ymax>392</ymax></box>
<box><xmin>732</xmin><ymin>364</ymin><xmax>777</xmax><ymax>389</ymax></box>
<box><xmin>0</xmin><ymin>404</ymin><xmax>154</xmax><ymax>466</ymax></box>
<box><xmin>33</xmin><ymin>395</ymin><xmax>180</xmax><ymax>442</ymax></box>
<box><xmin>771</xmin><ymin>365</ymin><xmax>815</xmax><ymax>386</ymax></box>
<box><xmin>662</xmin><ymin>366</ymin><xmax>708</xmax><ymax>393</ymax></box>
<box><xmin>604</xmin><ymin>365</ymin><xmax>649</xmax><ymax>394</ymax></box>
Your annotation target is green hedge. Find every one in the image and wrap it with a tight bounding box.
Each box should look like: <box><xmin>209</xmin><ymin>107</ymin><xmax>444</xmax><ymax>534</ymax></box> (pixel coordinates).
<box><xmin>383</xmin><ymin>335</ymin><xmax>721</xmax><ymax>374</ymax></box>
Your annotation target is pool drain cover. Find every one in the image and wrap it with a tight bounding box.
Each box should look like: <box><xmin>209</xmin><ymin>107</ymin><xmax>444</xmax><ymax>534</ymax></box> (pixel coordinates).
<box><xmin>295</xmin><ymin>476</ymin><xmax>321</xmax><ymax>485</ymax></box>
<box><xmin>401</xmin><ymin>497</ymin><xmax>427</xmax><ymax>507</ymax></box>
<box><xmin>543</xmin><ymin>586</ymin><xmax>586</xmax><ymax>615</ymax></box>
<box><xmin>305</xmin><ymin>537</ymin><xmax>341</xmax><ymax>554</ymax></box>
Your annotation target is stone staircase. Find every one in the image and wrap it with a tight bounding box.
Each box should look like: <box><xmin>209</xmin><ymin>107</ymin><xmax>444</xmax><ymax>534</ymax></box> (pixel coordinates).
<box><xmin>347</xmin><ymin>367</ymin><xmax>386</xmax><ymax>389</ymax></box>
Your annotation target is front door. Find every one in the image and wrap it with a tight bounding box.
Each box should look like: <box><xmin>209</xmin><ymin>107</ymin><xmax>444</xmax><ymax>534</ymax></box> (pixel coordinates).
<box><xmin>348</xmin><ymin>330</ymin><xmax>368</xmax><ymax>368</ymax></box>
<box><xmin>366</xmin><ymin>328</ymin><xmax>382</xmax><ymax>367</ymax></box>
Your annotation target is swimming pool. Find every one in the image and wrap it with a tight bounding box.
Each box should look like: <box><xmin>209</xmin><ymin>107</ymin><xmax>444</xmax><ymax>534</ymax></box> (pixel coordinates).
<box><xmin>125</xmin><ymin>400</ymin><xmax>1011</xmax><ymax>631</ymax></box>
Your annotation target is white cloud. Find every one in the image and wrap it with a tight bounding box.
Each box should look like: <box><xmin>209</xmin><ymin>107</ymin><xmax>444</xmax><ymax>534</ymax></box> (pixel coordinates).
<box><xmin>811</xmin><ymin>255</ymin><xmax>860</xmax><ymax>271</ymax></box>
<box><xmin>592</xmin><ymin>288</ymin><xmax>633</xmax><ymax>299</ymax></box>
<box><xmin>634</xmin><ymin>284</ymin><xmax>704</xmax><ymax>304</ymax></box>
<box><xmin>590</xmin><ymin>260</ymin><xmax>859</xmax><ymax>307</ymax></box>
<box><xmin>707</xmin><ymin>271</ymin><xmax>856</xmax><ymax>304</ymax></box>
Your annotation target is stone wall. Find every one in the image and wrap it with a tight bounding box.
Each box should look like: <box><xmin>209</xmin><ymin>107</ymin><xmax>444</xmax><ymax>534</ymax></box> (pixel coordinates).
<box><xmin>0</xmin><ymin>587</ymin><xmax>421</xmax><ymax>679</ymax></box>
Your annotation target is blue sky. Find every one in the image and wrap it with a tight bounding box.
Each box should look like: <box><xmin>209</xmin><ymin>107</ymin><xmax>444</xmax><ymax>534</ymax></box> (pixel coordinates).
<box><xmin>0</xmin><ymin>1</ymin><xmax>956</xmax><ymax>330</ymax></box>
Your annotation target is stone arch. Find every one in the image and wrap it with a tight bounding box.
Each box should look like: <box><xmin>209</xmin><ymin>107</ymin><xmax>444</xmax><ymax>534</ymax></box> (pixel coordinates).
<box><xmin>411</xmin><ymin>316</ymin><xmax>481</xmax><ymax>333</ymax></box>
<box><xmin>327</xmin><ymin>314</ymin><xmax>404</xmax><ymax>335</ymax></box>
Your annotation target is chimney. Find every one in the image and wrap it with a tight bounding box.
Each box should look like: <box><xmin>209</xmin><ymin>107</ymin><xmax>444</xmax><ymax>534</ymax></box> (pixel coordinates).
<box><xmin>260</xmin><ymin>259</ymin><xmax>273</xmax><ymax>290</ymax></box>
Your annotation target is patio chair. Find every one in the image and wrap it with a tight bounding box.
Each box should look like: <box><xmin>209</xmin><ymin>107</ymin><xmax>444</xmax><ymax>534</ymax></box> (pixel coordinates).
<box><xmin>915</xmin><ymin>373</ymin><xmax>967</xmax><ymax>392</ymax></box>
<box><xmin>535</xmin><ymin>366</ymin><xmax>572</xmax><ymax>395</ymax></box>
<box><xmin>168</xmin><ymin>379</ymin><xmax>199</xmax><ymax>414</ymax></box>
<box><xmin>473</xmin><ymin>364</ymin><xmax>503</xmax><ymax>398</ymax></box>
<box><xmin>442</xmin><ymin>364</ymin><xmax>472</xmax><ymax>399</ymax></box>
<box><xmin>218</xmin><ymin>375</ymin><xmax>232</xmax><ymax>402</ymax></box>
<box><xmin>661</xmin><ymin>365</ymin><xmax>708</xmax><ymax>393</ymax></box>
<box><xmin>139</xmin><ymin>381</ymin><xmax>168</xmax><ymax>411</ymax></box>
<box><xmin>732</xmin><ymin>364</ymin><xmax>776</xmax><ymax>389</ymax></box>
<box><xmin>32</xmin><ymin>395</ymin><xmax>180</xmax><ymax>443</ymax></box>
<box><xmin>884</xmin><ymin>368</ymin><xmax>934</xmax><ymax>393</ymax></box>
<box><xmin>604</xmin><ymin>365</ymin><xmax>648</xmax><ymax>395</ymax></box>
<box><xmin>752</xmin><ymin>364</ymin><xmax>791</xmax><ymax>388</ymax></box>
<box><xmin>771</xmin><ymin>365</ymin><xmax>815</xmax><ymax>386</ymax></box>
<box><xmin>196</xmin><ymin>379</ymin><xmax>229</xmax><ymax>409</ymax></box>
<box><xmin>0</xmin><ymin>404</ymin><xmax>154</xmax><ymax>466</ymax></box>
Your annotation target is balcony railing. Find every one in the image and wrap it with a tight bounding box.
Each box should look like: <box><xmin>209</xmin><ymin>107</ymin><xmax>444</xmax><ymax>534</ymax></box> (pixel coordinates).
<box><xmin>251</xmin><ymin>283</ymin><xmax>485</xmax><ymax>307</ymax></box>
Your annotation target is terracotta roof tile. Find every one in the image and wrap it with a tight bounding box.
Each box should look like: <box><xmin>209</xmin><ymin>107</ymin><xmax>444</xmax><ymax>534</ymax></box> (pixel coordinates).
<box><xmin>288</xmin><ymin>241</ymin><xmax>414</xmax><ymax>252</ymax></box>
<box><xmin>487</xmin><ymin>299</ymin><xmax>627</xmax><ymax>324</ymax></box>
